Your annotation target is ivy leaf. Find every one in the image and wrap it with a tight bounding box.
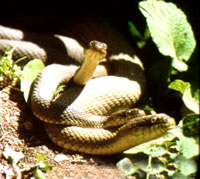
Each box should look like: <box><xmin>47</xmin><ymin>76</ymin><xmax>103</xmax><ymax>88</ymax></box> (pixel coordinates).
<box><xmin>139</xmin><ymin>0</ymin><xmax>196</xmax><ymax>71</ymax></box>
<box><xmin>20</xmin><ymin>59</ymin><xmax>44</xmax><ymax>102</ymax></box>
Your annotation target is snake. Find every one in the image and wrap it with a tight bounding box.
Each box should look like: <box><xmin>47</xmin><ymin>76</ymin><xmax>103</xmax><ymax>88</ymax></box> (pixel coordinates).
<box><xmin>0</xmin><ymin>19</ymin><xmax>176</xmax><ymax>155</ymax></box>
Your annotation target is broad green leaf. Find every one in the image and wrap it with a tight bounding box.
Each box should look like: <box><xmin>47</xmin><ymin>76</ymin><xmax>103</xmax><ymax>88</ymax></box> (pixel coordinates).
<box><xmin>139</xmin><ymin>0</ymin><xmax>196</xmax><ymax>71</ymax></box>
<box><xmin>175</xmin><ymin>155</ymin><xmax>197</xmax><ymax>176</ymax></box>
<box><xmin>172</xmin><ymin>172</ymin><xmax>193</xmax><ymax>179</ymax></box>
<box><xmin>177</xmin><ymin>137</ymin><xmax>199</xmax><ymax>159</ymax></box>
<box><xmin>172</xmin><ymin>122</ymin><xmax>199</xmax><ymax>158</ymax></box>
<box><xmin>171</xmin><ymin>58</ymin><xmax>188</xmax><ymax>72</ymax></box>
<box><xmin>21</xmin><ymin>59</ymin><xmax>44</xmax><ymax>102</ymax></box>
<box><xmin>169</xmin><ymin>126</ymin><xmax>183</xmax><ymax>139</ymax></box>
<box><xmin>149</xmin><ymin>145</ymin><xmax>168</xmax><ymax>158</ymax></box>
<box><xmin>146</xmin><ymin>158</ymin><xmax>165</xmax><ymax>174</ymax></box>
<box><xmin>169</xmin><ymin>80</ymin><xmax>199</xmax><ymax>113</ymax></box>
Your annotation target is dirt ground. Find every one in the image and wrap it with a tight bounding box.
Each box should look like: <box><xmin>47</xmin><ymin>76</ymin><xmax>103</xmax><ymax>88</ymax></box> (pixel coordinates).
<box><xmin>0</xmin><ymin>86</ymin><xmax>124</xmax><ymax>179</ymax></box>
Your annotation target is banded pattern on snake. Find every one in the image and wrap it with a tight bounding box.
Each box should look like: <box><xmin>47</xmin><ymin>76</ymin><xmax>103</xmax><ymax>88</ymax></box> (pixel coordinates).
<box><xmin>0</xmin><ymin>18</ymin><xmax>176</xmax><ymax>155</ymax></box>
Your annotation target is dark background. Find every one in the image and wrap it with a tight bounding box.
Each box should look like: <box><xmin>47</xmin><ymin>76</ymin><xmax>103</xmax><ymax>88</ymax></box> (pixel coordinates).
<box><xmin>0</xmin><ymin>0</ymin><xmax>198</xmax><ymax>37</ymax></box>
<box><xmin>0</xmin><ymin>0</ymin><xmax>198</xmax><ymax>65</ymax></box>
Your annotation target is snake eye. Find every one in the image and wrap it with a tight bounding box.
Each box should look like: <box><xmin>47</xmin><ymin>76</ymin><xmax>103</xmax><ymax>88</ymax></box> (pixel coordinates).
<box><xmin>151</xmin><ymin>115</ymin><xmax>158</xmax><ymax>123</ymax></box>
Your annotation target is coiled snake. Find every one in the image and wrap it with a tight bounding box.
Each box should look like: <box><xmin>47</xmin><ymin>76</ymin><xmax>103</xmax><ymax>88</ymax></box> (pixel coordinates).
<box><xmin>0</xmin><ymin>19</ymin><xmax>175</xmax><ymax>155</ymax></box>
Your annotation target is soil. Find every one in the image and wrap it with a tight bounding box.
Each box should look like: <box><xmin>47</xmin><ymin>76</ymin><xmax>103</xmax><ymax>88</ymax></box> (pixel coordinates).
<box><xmin>0</xmin><ymin>86</ymin><xmax>124</xmax><ymax>179</ymax></box>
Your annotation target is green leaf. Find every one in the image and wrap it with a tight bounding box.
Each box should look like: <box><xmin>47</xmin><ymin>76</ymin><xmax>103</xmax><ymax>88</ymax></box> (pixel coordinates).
<box><xmin>168</xmin><ymin>79</ymin><xmax>189</xmax><ymax>94</ymax></box>
<box><xmin>171</xmin><ymin>122</ymin><xmax>199</xmax><ymax>158</ymax></box>
<box><xmin>128</xmin><ymin>21</ymin><xmax>147</xmax><ymax>48</ymax></box>
<box><xmin>0</xmin><ymin>46</ymin><xmax>23</xmax><ymax>86</ymax></box>
<box><xmin>149</xmin><ymin>145</ymin><xmax>168</xmax><ymax>158</ymax></box>
<box><xmin>172</xmin><ymin>172</ymin><xmax>193</xmax><ymax>179</ymax></box>
<box><xmin>54</xmin><ymin>84</ymin><xmax>66</xmax><ymax>98</ymax></box>
<box><xmin>40</xmin><ymin>161</ymin><xmax>52</xmax><ymax>172</ymax></box>
<box><xmin>171</xmin><ymin>58</ymin><xmax>188</xmax><ymax>72</ymax></box>
<box><xmin>168</xmin><ymin>80</ymin><xmax>199</xmax><ymax>113</ymax></box>
<box><xmin>139</xmin><ymin>0</ymin><xmax>196</xmax><ymax>71</ymax></box>
<box><xmin>128</xmin><ymin>21</ymin><xmax>142</xmax><ymax>39</ymax></box>
<box><xmin>21</xmin><ymin>59</ymin><xmax>44</xmax><ymax>102</ymax></box>
<box><xmin>182</xmin><ymin>86</ymin><xmax>199</xmax><ymax>114</ymax></box>
<box><xmin>182</xmin><ymin>113</ymin><xmax>199</xmax><ymax>139</ymax></box>
<box><xmin>36</xmin><ymin>153</ymin><xmax>46</xmax><ymax>161</ymax></box>
<box><xmin>175</xmin><ymin>155</ymin><xmax>197</xmax><ymax>176</ymax></box>
<box><xmin>177</xmin><ymin>137</ymin><xmax>199</xmax><ymax>159</ymax></box>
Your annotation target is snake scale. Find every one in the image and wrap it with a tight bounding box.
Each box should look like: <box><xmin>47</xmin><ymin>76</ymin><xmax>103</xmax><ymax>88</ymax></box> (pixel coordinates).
<box><xmin>0</xmin><ymin>17</ymin><xmax>176</xmax><ymax>155</ymax></box>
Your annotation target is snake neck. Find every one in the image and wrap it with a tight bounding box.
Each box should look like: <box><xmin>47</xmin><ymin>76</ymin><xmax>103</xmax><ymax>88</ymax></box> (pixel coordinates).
<box><xmin>73</xmin><ymin>41</ymin><xmax>107</xmax><ymax>85</ymax></box>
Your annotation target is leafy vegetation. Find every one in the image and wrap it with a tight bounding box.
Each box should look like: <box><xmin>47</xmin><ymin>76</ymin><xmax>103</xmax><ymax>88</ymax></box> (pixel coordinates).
<box><xmin>117</xmin><ymin>0</ymin><xmax>199</xmax><ymax>178</ymax></box>
<box><xmin>20</xmin><ymin>59</ymin><xmax>44</xmax><ymax>102</ymax></box>
<box><xmin>0</xmin><ymin>46</ymin><xmax>23</xmax><ymax>88</ymax></box>
<box><xmin>32</xmin><ymin>153</ymin><xmax>52</xmax><ymax>179</ymax></box>
<box><xmin>0</xmin><ymin>47</ymin><xmax>45</xmax><ymax>100</ymax></box>
<box><xmin>0</xmin><ymin>0</ymin><xmax>198</xmax><ymax>178</ymax></box>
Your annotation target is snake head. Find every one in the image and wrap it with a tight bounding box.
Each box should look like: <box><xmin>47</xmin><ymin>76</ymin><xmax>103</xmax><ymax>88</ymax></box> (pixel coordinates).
<box><xmin>119</xmin><ymin>113</ymin><xmax>176</xmax><ymax>142</ymax></box>
<box><xmin>88</xmin><ymin>40</ymin><xmax>107</xmax><ymax>58</ymax></box>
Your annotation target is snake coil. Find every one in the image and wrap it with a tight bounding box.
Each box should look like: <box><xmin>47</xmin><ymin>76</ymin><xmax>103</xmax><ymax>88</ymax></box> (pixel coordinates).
<box><xmin>0</xmin><ymin>21</ymin><xmax>176</xmax><ymax>155</ymax></box>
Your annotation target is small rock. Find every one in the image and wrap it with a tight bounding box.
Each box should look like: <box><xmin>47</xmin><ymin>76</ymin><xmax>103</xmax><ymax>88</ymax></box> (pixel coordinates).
<box><xmin>54</xmin><ymin>154</ymin><xmax>70</xmax><ymax>162</ymax></box>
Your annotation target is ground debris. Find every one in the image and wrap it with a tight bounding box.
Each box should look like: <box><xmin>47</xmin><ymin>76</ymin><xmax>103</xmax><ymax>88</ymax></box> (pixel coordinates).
<box><xmin>0</xmin><ymin>87</ymin><xmax>123</xmax><ymax>179</ymax></box>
